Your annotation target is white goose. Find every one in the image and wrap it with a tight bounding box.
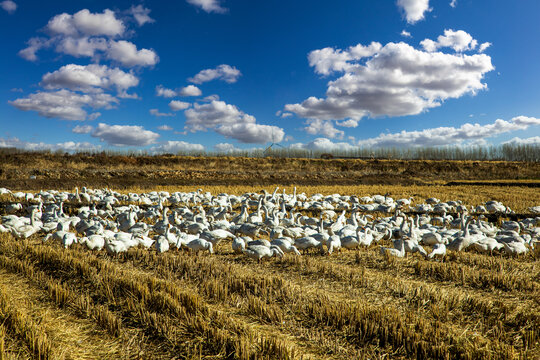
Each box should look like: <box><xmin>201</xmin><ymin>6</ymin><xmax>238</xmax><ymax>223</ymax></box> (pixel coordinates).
<box><xmin>80</xmin><ymin>235</ymin><xmax>105</xmax><ymax>251</ymax></box>
<box><xmin>242</xmin><ymin>245</ymin><xmax>283</xmax><ymax>263</ymax></box>
<box><xmin>186</xmin><ymin>239</ymin><xmax>214</xmax><ymax>254</ymax></box>
<box><xmin>380</xmin><ymin>237</ymin><xmax>405</xmax><ymax>258</ymax></box>
<box><xmin>271</xmin><ymin>238</ymin><xmax>301</xmax><ymax>255</ymax></box>
<box><xmin>428</xmin><ymin>243</ymin><xmax>446</xmax><ymax>260</ymax></box>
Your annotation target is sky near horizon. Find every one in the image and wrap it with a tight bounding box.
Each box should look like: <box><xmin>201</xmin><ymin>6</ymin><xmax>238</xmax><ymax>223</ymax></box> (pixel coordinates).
<box><xmin>1</xmin><ymin>0</ymin><xmax>540</xmax><ymax>153</ymax></box>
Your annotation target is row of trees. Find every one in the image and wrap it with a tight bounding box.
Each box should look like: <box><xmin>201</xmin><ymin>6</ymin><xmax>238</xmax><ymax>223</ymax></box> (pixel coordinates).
<box><xmin>1</xmin><ymin>143</ymin><xmax>539</xmax><ymax>161</ymax></box>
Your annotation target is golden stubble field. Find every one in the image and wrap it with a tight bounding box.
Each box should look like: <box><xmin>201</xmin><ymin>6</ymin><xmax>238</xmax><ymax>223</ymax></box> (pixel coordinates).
<box><xmin>0</xmin><ymin>154</ymin><xmax>538</xmax><ymax>359</ymax></box>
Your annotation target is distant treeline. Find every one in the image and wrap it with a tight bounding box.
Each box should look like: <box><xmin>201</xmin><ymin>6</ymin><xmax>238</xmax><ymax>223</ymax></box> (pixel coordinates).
<box><xmin>1</xmin><ymin>143</ymin><xmax>539</xmax><ymax>161</ymax></box>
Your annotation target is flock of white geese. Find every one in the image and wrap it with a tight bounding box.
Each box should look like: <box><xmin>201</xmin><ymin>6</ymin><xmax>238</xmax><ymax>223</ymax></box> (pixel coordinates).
<box><xmin>0</xmin><ymin>187</ymin><xmax>538</xmax><ymax>262</ymax></box>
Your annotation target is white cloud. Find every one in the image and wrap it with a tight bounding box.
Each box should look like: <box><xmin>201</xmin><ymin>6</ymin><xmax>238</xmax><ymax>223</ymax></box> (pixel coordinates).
<box><xmin>304</xmin><ymin>120</ymin><xmax>344</xmax><ymax>139</ymax></box>
<box><xmin>55</xmin><ymin>36</ymin><xmax>109</xmax><ymax>58</ymax></box>
<box><xmin>155</xmin><ymin>85</ymin><xmax>202</xmax><ymax>98</ymax></box>
<box><xmin>1</xmin><ymin>0</ymin><xmax>16</xmax><ymax>14</ymax></box>
<box><xmin>128</xmin><ymin>5</ymin><xmax>154</xmax><ymax>26</ymax></box>
<box><xmin>169</xmin><ymin>100</ymin><xmax>190</xmax><ymax>111</ymax></box>
<box><xmin>179</xmin><ymin>85</ymin><xmax>202</xmax><ymax>96</ymax></box>
<box><xmin>18</xmin><ymin>37</ymin><xmax>52</xmax><ymax>61</ymax></box>
<box><xmin>40</xmin><ymin>64</ymin><xmax>139</xmax><ymax>94</ymax></box>
<box><xmin>503</xmin><ymin>137</ymin><xmax>540</xmax><ymax>145</ymax></box>
<box><xmin>290</xmin><ymin>138</ymin><xmax>356</xmax><ymax>152</ymax></box>
<box><xmin>91</xmin><ymin>123</ymin><xmax>159</xmax><ymax>146</ymax></box>
<box><xmin>0</xmin><ymin>137</ymin><xmax>100</xmax><ymax>152</ymax></box>
<box><xmin>19</xmin><ymin>9</ymin><xmax>158</xmax><ymax>67</ymax></box>
<box><xmin>397</xmin><ymin>0</ymin><xmax>431</xmax><ymax>24</ymax></box>
<box><xmin>184</xmin><ymin>100</ymin><xmax>252</xmax><ymax>132</ymax></box>
<box><xmin>216</xmin><ymin>123</ymin><xmax>285</xmax><ymax>144</ymax></box>
<box><xmin>281</xmin><ymin>112</ymin><xmax>293</xmax><ymax>118</ymax></box>
<box><xmin>420</xmin><ymin>29</ymin><xmax>478</xmax><ymax>52</ymax></box>
<box><xmin>189</xmin><ymin>64</ymin><xmax>241</xmax><ymax>84</ymax></box>
<box><xmin>308</xmin><ymin>42</ymin><xmax>382</xmax><ymax>76</ymax></box>
<box><xmin>479</xmin><ymin>42</ymin><xmax>491</xmax><ymax>53</ymax></box>
<box><xmin>9</xmin><ymin>89</ymin><xmax>117</xmax><ymax>121</ymax></box>
<box><xmin>285</xmin><ymin>33</ymin><xmax>493</xmax><ymax>124</ymax></box>
<box><xmin>337</xmin><ymin>119</ymin><xmax>359</xmax><ymax>128</ymax></box>
<box><xmin>157</xmin><ymin>125</ymin><xmax>173</xmax><ymax>131</ymax></box>
<box><xmin>214</xmin><ymin>143</ymin><xmax>238</xmax><ymax>152</ymax></box>
<box><xmin>72</xmin><ymin>125</ymin><xmax>93</xmax><ymax>134</ymax></box>
<box><xmin>88</xmin><ymin>112</ymin><xmax>102</xmax><ymax>121</ymax></box>
<box><xmin>202</xmin><ymin>94</ymin><xmax>219</xmax><ymax>102</ymax></box>
<box><xmin>186</xmin><ymin>0</ymin><xmax>227</xmax><ymax>14</ymax></box>
<box><xmin>450</xmin><ymin>0</ymin><xmax>457</xmax><ymax>8</ymax></box>
<box><xmin>107</xmin><ymin>40</ymin><xmax>158</xmax><ymax>67</ymax></box>
<box><xmin>46</xmin><ymin>9</ymin><xmax>125</xmax><ymax>37</ymax></box>
<box><xmin>356</xmin><ymin>116</ymin><xmax>540</xmax><ymax>148</ymax></box>
<box><xmin>184</xmin><ymin>100</ymin><xmax>285</xmax><ymax>143</ymax></box>
<box><xmin>155</xmin><ymin>85</ymin><xmax>177</xmax><ymax>98</ymax></box>
<box><xmin>151</xmin><ymin>141</ymin><xmax>205</xmax><ymax>153</ymax></box>
<box><xmin>150</xmin><ymin>109</ymin><xmax>174</xmax><ymax>117</ymax></box>
<box><xmin>401</xmin><ymin>30</ymin><xmax>412</xmax><ymax>38</ymax></box>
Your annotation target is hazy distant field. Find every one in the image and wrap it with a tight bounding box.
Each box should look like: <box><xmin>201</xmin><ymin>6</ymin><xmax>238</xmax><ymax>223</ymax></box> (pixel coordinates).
<box><xmin>0</xmin><ymin>153</ymin><xmax>538</xmax><ymax>359</ymax></box>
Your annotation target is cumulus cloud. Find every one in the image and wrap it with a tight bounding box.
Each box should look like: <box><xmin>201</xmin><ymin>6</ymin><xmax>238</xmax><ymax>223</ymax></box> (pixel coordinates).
<box><xmin>19</xmin><ymin>8</ymin><xmax>158</xmax><ymax>67</ymax></box>
<box><xmin>308</xmin><ymin>42</ymin><xmax>382</xmax><ymax>76</ymax></box>
<box><xmin>214</xmin><ymin>143</ymin><xmax>239</xmax><ymax>152</ymax></box>
<box><xmin>72</xmin><ymin>125</ymin><xmax>93</xmax><ymax>134</ymax></box>
<box><xmin>186</xmin><ymin>0</ymin><xmax>227</xmax><ymax>14</ymax></box>
<box><xmin>397</xmin><ymin>0</ymin><xmax>431</xmax><ymax>24</ymax></box>
<box><xmin>179</xmin><ymin>85</ymin><xmax>202</xmax><ymax>96</ymax></box>
<box><xmin>401</xmin><ymin>30</ymin><xmax>412</xmax><ymax>38</ymax></box>
<box><xmin>337</xmin><ymin>119</ymin><xmax>359</xmax><ymax>128</ymax></box>
<box><xmin>149</xmin><ymin>109</ymin><xmax>174</xmax><ymax>117</ymax></box>
<box><xmin>184</xmin><ymin>100</ymin><xmax>285</xmax><ymax>143</ymax></box>
<box><xmin>290</xmin><ymin>138</ymin><xmax>356</xmax><ymax>152</ymax></box>
<box><xmin>304</xmin><ymin>120</ymin><xmax>344</xmax><ymax>139</ymax></box>
<box><xmin>151</xmin><ymin>141</ymin><xmax>205</xmax><ymax>153</ymax></box>
<box><xmin>503</xmin><ymin>136</ymin><xmax>540</xmax><ymax>145</ymax></box>
<box><xmin>128</xmin><ymin>5</ymin><xmax>154</xmax><ymax>26</ymax></box>
<box><xmin>420</xmin><ymin>29</ymin><xmax>478</xmax><ymax>52</ymax></box>
<box><xmin>184</xmin><ymin>100</ymin><xmax>253</xmax><ymax>132</ymax></box>
<box><xmin>479</xmin><ymin>42</ymin><xmax>491</xmax><ymax>53</ymax></box>
<box><xmin>157</xmin><ymin>125</ymin><xmax>173</xmax><ymax>131</ymax></box>
<box><xmin>450</xmin><ymin>0</ymin><xmax>457</xmax><ymax>8</ymax></box>
<box><xmin>91</xmin><ymin>123</ymin><xmax>159</xmax><ymax>146</ymax></box>
<box><xmin>216</xmin><ymin>123</ymin><xmax>285</xmax><ymax>144</ymax></box>
<box><xmin>9</xmin><ymin>89</ymin><xmax>117</xmax><ymax>121</ymax></box>
<box><xmin>46</xmin><ymin>9</ymin><xmax>125</xmax><ymax>37</ymax></box>
<box><xmin>1</xmin><ymin>0</ymin><xmax>16</xmax><ymax>14</ymax></box>
<box><xmin>284</xmin><ymin>32</ymin><xmax>494</xmax><ymax>127</ymax></box>
<box><xmin>40</xmin><ymin>64</ymin><xmax>139</xmax><ymax>94</ymax></box>
<box><xmin>169</xmin><ymin>100</ymin><xmax>190</xmax><ymax>111</ymax></box>
<box><xmin>0</xmin><ymin>137</ymin><xmax>100</xmax><ymax>152</ymax></box>
<box><xmin>188</xmin><ymin>64</ymin><xmax>241</xmax><ymax>84</ymax></box>
<box><xmin>356</xmin><ymin>116</ymin><xmax>540</xmax><ymax>148</ymax></box>
<box><xmin>107</xmin><ymin>40</ymin><xmax>158</xmax><ymax>67</ymax></box>
<box><xmin>55</xmin><ymin>36</ymin><xmax>108</xmax><ymax>58</ymax></box>
<box><xmin>18</xmin><ymin>37</ymin><xmax>52</xmax><ymax>61</ymax></box>
<box><xmin>155</xmin><ymin>85</ymin><xmax>177</xmax><ymax>98</ymax></box>
<box><xmin>201</xmin><ymin>94</ymin><xmax>219</xmax><ymax>102</ymax></box>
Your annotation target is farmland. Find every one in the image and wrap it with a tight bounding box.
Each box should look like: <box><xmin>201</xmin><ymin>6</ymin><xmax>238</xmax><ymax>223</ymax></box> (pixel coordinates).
<box><xmin>0</xmin><ymin>153</ymin><xmax>538</xmax><ymax>359</ymax></box>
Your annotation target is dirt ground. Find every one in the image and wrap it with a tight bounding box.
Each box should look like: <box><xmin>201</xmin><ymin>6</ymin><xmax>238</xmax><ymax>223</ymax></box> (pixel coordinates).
<box><xmin>1</xmin><ymin>153</ymin><xmax>539</xmax><ymax>189</ymax></box>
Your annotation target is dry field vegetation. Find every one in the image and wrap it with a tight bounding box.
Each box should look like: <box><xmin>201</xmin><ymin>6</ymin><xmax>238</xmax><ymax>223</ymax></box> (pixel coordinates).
<box><xmin>0</xmin><ymin>153</ymin><xmax>538</xmax><ymax>359</ymax></box>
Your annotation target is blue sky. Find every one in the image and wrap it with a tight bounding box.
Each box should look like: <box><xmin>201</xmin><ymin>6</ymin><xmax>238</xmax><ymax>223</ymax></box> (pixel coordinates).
<box><xmin>1</xmin><ymin>0</ymin><xmax>540</xmax><ymax>153</ymax></box>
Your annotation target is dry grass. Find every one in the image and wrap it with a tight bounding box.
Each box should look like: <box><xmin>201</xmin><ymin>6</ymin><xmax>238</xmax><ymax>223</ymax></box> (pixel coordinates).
<box><xmin>0</xmin><ymin>229</ymin><xmax>536</xmax><ymax>359</ymax></box>
<box><xmin>1</xmin><ymin>153</ymin><xmax>540</xmax><ymax>190</ymax></box>
<box><xmin>0</xmin><ymin>172</ymin><xmax>538</xmax><ymax>358</ymax></box>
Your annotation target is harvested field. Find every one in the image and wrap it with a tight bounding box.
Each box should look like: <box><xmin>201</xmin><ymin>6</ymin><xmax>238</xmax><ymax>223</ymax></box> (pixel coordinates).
<box><xmin>1</xmin><ymin>153</ymin><xmax>540</xmax><ymax>188</ymax></box>
<box><xmin>0</xmin><ymin>154</ymin><xmax>538</xmax><ymax>359</ymax></box>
